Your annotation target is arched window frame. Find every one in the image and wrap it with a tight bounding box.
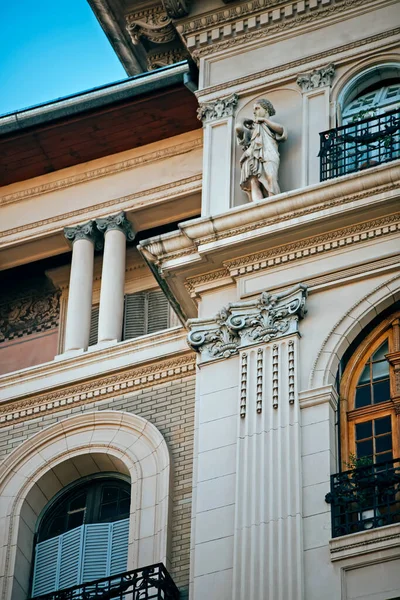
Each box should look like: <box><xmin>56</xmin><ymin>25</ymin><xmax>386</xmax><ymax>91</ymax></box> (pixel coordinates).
<box><xmin>339</xmin><ymin>312</ymin><xmax>400</xmax><ymax>469</ymax></box>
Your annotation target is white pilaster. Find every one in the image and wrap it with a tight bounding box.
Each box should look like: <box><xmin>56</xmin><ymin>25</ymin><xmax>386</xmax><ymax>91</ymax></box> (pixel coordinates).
<box><xmin>233</xmin><ymin>336</ymin><xmax>303</xmax><ymax>600</ymax></box>
<box><xmin>62</xmin><ymin>221</ymin><xmax>101</xmax><ymax>354</ymax></box>
<box><xmin>96</xmin><ymin>211</ymin><xmax>135</xmax><ymax>345</ymax></box>
<box><xmin>198</xmin><ymin>94</ymin><xmax>238</xmax><ymax>216</ymax></box>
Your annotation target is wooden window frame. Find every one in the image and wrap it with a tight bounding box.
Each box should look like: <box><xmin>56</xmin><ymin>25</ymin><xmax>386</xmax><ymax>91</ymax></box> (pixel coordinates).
<box><xmin>339</xmin><ymin>312</ymin><xmax>400</xmax><ymax>469</ymax></box>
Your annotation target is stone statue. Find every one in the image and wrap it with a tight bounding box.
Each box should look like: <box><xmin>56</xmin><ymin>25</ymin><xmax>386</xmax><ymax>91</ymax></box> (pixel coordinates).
<box><xmin>236</xmin><ymin>99</ymin><xmax>287</xmax><ymax>202</ymax></box>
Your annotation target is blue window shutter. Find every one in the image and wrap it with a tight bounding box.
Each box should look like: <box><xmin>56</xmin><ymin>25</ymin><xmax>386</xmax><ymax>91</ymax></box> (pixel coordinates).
<box><xmin>109</xmin><ymin>519</ymin><xmax>129</xmax><ymax>576</ymax></box>
<box><xmin>81</xmin><ymin>523</ymin><xmax>111</xmax><ymax>583</ymax></box>
<box><xmin>58</xmin><ymin>526</ymin><xmax>84</xmax><ymax>590</ymax></box>
<box><xmin>32</xmin><ymin>537</ymin><xmax>60</xmax><ymax>597</ymax></box>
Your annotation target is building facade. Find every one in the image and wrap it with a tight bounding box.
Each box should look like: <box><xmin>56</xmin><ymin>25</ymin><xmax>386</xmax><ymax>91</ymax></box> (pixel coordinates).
<box><xmin>0</xmin><ymin>1</ymin><xmax>399</xmax><ymax>599</ymax></box>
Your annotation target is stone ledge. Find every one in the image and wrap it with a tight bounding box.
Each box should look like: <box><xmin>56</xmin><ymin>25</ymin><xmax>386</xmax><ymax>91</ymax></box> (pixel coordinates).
<box><xmin>329</xmin><ymin>523</ymin><xmax>400</xmax><ymax>562</ymax></box>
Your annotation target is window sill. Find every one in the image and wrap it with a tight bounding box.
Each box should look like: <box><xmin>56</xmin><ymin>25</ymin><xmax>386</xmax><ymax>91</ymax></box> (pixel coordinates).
<box><xmin>329</xmin><ymin>523</ymin><xmax>400</xmax><ymax>562</ymax></box>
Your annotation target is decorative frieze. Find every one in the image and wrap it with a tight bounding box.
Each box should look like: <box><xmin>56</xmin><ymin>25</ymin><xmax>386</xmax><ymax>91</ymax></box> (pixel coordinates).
<box><xmin>95</xmin><ymin>211</ymin><xmax>135</xmax><ymax>241</ymax></box>
<box><xmin>64</xmin><ymin>220</ymin><xmax>103</xmax><ymax>249</ymax></box>
<box><xmin>296</xmin><ymin>63</ymin><xmax>335</xmax><ymax>91</ymax></box>
<box><xmin>197</xmin><ymin>93</ymin><xmax>238</xmax><ymax>122</ymax></box>
<box><xmin>187</xmin><ymin>283</ymin><xmax>307</xmax><ymax>362</ymax></box>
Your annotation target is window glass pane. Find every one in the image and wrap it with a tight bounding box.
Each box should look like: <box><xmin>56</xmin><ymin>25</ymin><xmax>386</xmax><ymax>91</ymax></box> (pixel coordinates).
<box><xmin>357</xmin><ymin>364</ymin><xmax>370</xmax><ymax>385</ymax></box>
<box><xmin>355</xmin><ymin>385</ymin><xmax>372</xmax><ymax>408</ymax></box>
<box><xmin>376</xmin><ymin>434</ymin><xmax>392</xmax><ymax>453</ymax></box>
<box><xmin>67</xmin><ymin>511</ymin><xmax>85</xmax><ymax>530</ymax></box>
<box><xmin>99</xmin><ymin>502</ymin><xmax>117</xmax><ymax>521</ymax></box>
<box><xmin>372</xmin><ymin>360</ymin><xmax>389</xmax><ymax>381</ymax></box>
<box><xmin>372</xmin><ymin>340</ymin><xmax>388</xmax><ymax>362</ymax></box>
<box><xmin>376</xmin><ymin>451</ymin><xmax>393</xmax><ymax>464</ymax></box>
<box><xmin>119</xmin><ymin>498</ymin><xmax>130</xmax><ymax>516</ymax></box>
<box><xmin>356</xmin><ymin>421</ymin><xmax>372</xmax><ymax>440</ymax></box>
<box><xmin>69</xmin><ymin>493</ymin><xmax>86</xmax><ymax>512</ymax></box>
<box><xmin>357</xmin><ymin>439</ymin><xmax>373</xmax><ymax>458</ymax></box>
<box><xmin>374</xmin><ymin>415</ymin><xmax>392</xmax><ymax>435</ymax></box>
<box><xmin>47</xmin><ymin>515</ymin><xmax>65</xmax><ymax>538</ymax></box>
<box><xmin>102</xmin><ymin>487</ymin><xmax>119</xmax><ymax>503</ymax></box>
<box><xmin>372</xmin><ymin>379</ymin><xmax>390</xmax><ymax>404</ymax></box>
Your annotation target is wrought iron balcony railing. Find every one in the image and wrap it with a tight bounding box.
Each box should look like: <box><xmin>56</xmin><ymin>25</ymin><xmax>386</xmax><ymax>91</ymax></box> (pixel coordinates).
<box><xmin>325</xmin><ymin>458</ymin><xmax>400</xmax><ymax>538</ymax></box>
<box><xmin>30</xmin><ymin>564</ymin><xmax>180</xmax><ymax>600</ymax></box>
<box><xmin>319</xmin><ymin>108</ymin><xmax>400</xmax><ymax>181</ymax></box>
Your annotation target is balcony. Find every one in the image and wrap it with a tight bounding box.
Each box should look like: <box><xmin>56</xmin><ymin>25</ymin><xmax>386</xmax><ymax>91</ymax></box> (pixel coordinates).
<box><xmin>319</xmin><ymin>108</ymin><xmax>400</xmax><ymax>181</ymax></box>
<box><xmin>326</xmin><ymin>458</ymin><xmax>400</xmax><ymax>538</ymax></box>
<box><xmin>30</xmin><ymin>564</ymin><xmax>180</xmax><ymax>600</ymax></box>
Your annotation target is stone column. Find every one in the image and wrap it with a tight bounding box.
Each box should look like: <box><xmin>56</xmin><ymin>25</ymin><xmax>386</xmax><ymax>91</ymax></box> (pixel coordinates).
<box><xmin>63</xmin><ymin>221</ymin><xmax>102</xmax><ymax>353</ymax></box>
<box><xmin>197</xmin><ymin>94</ymin><xmax>238</xmax><ymax>216</ymax></box>
<box><xmin>95</xmin><ymin>211</ymin><xmax>135</xmax><ymax>345</ymax></box>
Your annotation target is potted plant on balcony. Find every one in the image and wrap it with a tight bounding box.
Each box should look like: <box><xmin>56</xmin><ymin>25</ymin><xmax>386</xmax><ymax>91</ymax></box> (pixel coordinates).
<box><xmin>346</xmin><ymin>454</ymin><xmax>377</xmax><ymax>529</ymax></box>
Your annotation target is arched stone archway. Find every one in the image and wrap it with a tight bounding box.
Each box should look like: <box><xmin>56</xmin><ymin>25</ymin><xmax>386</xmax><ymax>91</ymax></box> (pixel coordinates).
<box><xmin>309</xmin><ymin>274</ymin><xmax>400</xmax><ymax>389</ymax></box>
<box><xmin>0</xmin><ymin>411</ymin><xmax>170</xmax><ymax>600</ymax></box>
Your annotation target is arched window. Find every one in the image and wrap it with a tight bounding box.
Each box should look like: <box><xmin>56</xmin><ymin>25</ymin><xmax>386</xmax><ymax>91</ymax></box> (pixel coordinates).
<box><xmin>32</xmin><ymin>477</ymin><xmax>130</xmax><ymax>597</ymax></box>
<box><xmin>340</xmin><ymin>314</ymin><xmax>400</xmax><ymax>468</ymax></box>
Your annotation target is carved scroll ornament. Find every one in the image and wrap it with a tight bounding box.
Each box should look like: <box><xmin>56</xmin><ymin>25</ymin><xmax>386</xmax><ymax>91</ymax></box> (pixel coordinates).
<box><xmin>197</xmin><ymin>93</ymin><xmax>238</xmax><ymax>122</ymax></box>
<box><xmin>187</xmin><ymin>283</ymin><xmax>307</xmax><ymax>362</ymax></box>
<box><xmin>296</xmin><ymin>63</ymin><xmax>335</xmax><ymax>92</ymax></box>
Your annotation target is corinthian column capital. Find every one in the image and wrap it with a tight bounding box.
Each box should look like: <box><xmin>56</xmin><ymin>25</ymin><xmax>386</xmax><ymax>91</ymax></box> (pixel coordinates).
<box><xmin>95</xmin><ymin>211</ymin><xmax>135</xmax><ymax>241</ymax></box>
<box><xmin>64</xmin><ymin>220</ymin><xmax>103</xmax><ymax>250</ymax></box>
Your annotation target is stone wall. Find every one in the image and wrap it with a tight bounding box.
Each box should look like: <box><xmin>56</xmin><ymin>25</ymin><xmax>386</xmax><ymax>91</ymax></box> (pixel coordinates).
<box><xmin>0</xmin><ymin>374</ymin><xmax>195</xmax><ymax>597</ymax></box>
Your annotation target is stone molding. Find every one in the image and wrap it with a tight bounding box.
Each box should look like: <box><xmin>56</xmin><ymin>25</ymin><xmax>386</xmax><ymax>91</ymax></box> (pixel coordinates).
<box><xmin>183</xmin><ymin>213</ymin><xmax>400</xmax><ymax>297</ymax></box>
<box><xmin>187</xmin><ymin>284</ymin><xmax>307</xmax><ymax>362</ymax></box>
<box><xmin>329</xmin><ymin>523</ymin><xmax>400</xmax><ymax>561</ymax></box>
<box><xmin>178</xmin><ymin>0</ymin><xmax>385</xmax><ymax>61</ymax></box>
<box><xmin>197</xmin><ymin>93</ymin><xmax>238</xmax><ymax>122</ymax></box>
<box><xmin>1</xmin><ymin>174</ymin><xmax>202</xmax><ymax>245</ymax></box>
<box><xmin>196</xmin><ymin>28</ymin><xmax>400</xmax><ymax>99</ymax></box>
<box><xmin>0</xmin><ymin>137</ymin><xmax>202</xmax><ymax>208</ymax></box>
<box><xmin>296</xmin><ymin>63</ymin><xmax>335</xmax><ymax>91</ymax></box>
<box><xmin>64</xmin><ymin>220</ymin><xmax>104</xmax><ymax>249</ymax></box>
<box><xmin>298</xmin><ymin>385</ymin><xmax>339</xmax><ymax>410</ymax></box>
<box><xmin>0</xmin><ymin>352</ymin><xmax>195</xmax><ymax>426</ymax></box>
<box><xmin>126</xmin><ymin>5</ymin><xmax>176</xmax><ymax>46</ymax></box>
<box><xmin>95</xmin><ymin>211</ymin><xmax>135</xmax><ymax>241</ymax></box>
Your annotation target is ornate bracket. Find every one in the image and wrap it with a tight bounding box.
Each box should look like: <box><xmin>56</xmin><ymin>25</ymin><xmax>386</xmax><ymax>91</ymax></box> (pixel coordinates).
<box><xmin>95</xmin><ymin>211</ymin><xmax>135</xmax><ymax>241</ymax></box>
<box><xmin>187</xmin><ymin>283</ymin><xmax>307</xmax><ymax>362</ymax></box>
<box><xmin>296</xmin><ymin>63</ymin><xmax>335</xmax><ymax>92</ymax></box>
<box><xmin>162</xmin><ymin>0</ymin><xmax>190</xmax><ymax>19</ymax></box>
<box><xmin>64</xmin><ymin>220</ymin><xmax>103</xmax><ymax>250</ymax></box>
<box><xmin>197</xmin><ymin>93</ymin><xmax>238</xmax><ymax>122</ymax></box>
<box><xmin>126</xmin><ymin>7</ymin><xmax>176</xmax><ymax>46</ymax></box>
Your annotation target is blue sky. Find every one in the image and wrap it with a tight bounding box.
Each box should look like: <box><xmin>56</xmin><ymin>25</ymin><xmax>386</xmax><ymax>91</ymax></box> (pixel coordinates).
<box><xmin>0</xmin><ymin>0</ymin><xmax>127</xmax><ymax>116</ymax></box>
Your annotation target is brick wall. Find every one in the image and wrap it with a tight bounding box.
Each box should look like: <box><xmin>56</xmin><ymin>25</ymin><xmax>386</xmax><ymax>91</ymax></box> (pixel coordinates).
<box><xmin>0</xmin><ymin>375</ymin><xmax>195</xmax><ymax>597</ymax></box>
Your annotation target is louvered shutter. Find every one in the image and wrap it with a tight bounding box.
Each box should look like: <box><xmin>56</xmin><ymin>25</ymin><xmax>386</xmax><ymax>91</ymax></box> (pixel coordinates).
<box><xmin>58</xmin><ymin>527</ymin><xmax>84</xmax><ymax>589</ymax></box>
<box><xmin>123</xmin><ymin>293</ymin><xmax>146</xmax><ymax>340</ymax></box>
<box><xmin>147</xmin><ymin>290</ymin><xmax>170</xmax><ymax>334</ymax></box>
<box><xmin>109</xmin><ymin>519</ymin><xmax>129</xmax><ymax>576</ymax></box>
<box><xmin>32</xmin><ymin>536</ymin><xmax>60</xmax><ymax>597</ymax></box>
<box><xmin>89</xmin><ymin>305</ymin><xmax>99</xmax><ymax>346</ymax></box>
<box><xmin>81</xmin><ymin>523</ymin><xmax>110</xmax><ymax>582</ymax></box>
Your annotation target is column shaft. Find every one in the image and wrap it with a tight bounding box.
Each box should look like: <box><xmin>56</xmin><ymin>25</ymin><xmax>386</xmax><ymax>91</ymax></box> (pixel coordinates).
<box><xmin>64</xmin><ymin>238</ymin><xmax>95</xmax><ymax>352</ymax></box>
<box><xmin>98</xmin><ymin>229</ymin><xmax>126</xmax><ymax>343</ymax></box>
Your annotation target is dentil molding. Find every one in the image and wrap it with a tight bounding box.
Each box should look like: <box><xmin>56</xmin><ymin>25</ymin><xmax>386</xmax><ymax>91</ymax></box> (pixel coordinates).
<box><xmin>187</xmin><ymin>284</ymin><xmax>307</xmax><ymax>362</ymax></box>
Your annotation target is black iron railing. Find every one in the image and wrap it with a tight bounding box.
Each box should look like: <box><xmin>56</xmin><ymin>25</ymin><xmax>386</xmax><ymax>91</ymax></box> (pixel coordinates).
<box><xmin>319</xmin><ymin>108</ymin><xmax>400</xmax><ymax>181</ymax></box>
<box><xmin>31</xmin><ymin>564</ymin><xmax>180</xmax><ymax>600</ymax></box>
<box><xmin>326</xmin><ymin>458</ymin><xmax>400</xmax><ymax>538</ymax></box>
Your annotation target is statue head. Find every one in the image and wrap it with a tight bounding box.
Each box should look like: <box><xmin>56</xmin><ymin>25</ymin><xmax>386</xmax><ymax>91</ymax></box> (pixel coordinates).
<box><xmin>253</xmin><ymin>98</ymin><xmax>276</xmax><ymax>117</ymax></box>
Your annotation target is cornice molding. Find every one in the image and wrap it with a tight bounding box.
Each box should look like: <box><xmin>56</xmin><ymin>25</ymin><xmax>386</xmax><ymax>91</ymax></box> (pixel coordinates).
<box><xmin>0</xmin><ymin>173</ymin><xmax>202</xmax><ymax>244</ymax></box>
<box><xmin>183</xmin><ymin>213</ymin><xmax>400</xmax><ymax>295</ymax></box>
<box><xmin>178</xmin><ymin>0</ymin><xmax>389</xmax><ymax>61</ymax></box>
<box><xmin>0</xmin><ymin>352</ymin><xmax>195</xmax><ymax>426</ymax></box>
<box><xmin>187</xmin><ymin>284</ymin><xmax>307</xmax><ymax>362</ymax></box>
<box><xmin>0</xmin><ymin>137</ymin><xmax>203</xmax><ymax>208</ymax></box>
<box><xmin>195</xmin><ymin>27</ymin><xmax>400</xmax><ymax>99</ymax></box>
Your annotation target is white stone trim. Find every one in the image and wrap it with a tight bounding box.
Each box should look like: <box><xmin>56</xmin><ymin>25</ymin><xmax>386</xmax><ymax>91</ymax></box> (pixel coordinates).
<box><xmin>329</xmin><ymin>523</ymin><xmax>400</xmax><ymax>562</ymax></box>
<box><xmin>309</xmin><ymin>273</ymin><xmax>400</xmax><ymax>388</ymax></box>
<box><xmin>0</xmin><ymin>411</ymin><xmax>171</xmax><ymax>600</ymax></box>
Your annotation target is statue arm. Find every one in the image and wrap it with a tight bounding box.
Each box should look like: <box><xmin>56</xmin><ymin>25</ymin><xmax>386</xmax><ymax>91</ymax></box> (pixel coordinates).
<box><xmin>257</xmin><ymin>117</ymin><xmax>287</xmax><ymax>142</ymax></box>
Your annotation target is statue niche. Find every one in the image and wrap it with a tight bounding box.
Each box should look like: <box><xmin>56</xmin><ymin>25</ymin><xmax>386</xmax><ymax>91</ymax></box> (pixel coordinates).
<box><xmin>236</xmin><ymin>98</ymin><xmax>287</xmax><ymax>202</ymax></box>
